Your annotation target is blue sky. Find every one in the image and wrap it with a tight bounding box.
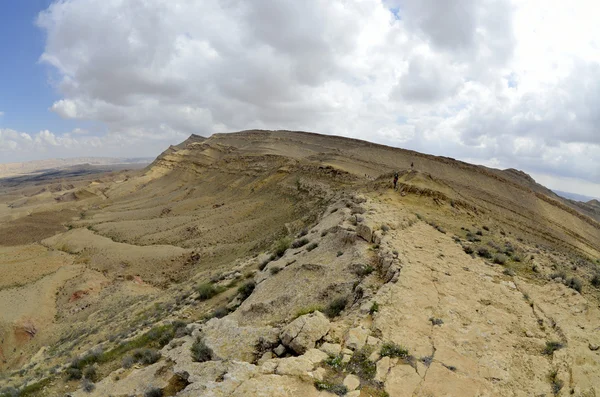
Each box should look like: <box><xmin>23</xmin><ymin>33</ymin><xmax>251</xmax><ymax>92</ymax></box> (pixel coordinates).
<box><xmin>0</xmin><ymin>0</ymin><xmax>95</xmax><ymax>135</ymax></box>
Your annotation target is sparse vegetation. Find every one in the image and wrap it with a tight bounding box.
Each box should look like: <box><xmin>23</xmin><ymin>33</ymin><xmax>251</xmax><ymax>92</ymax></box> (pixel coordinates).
<box><xmin>477</xmin><ymin>247</ymin><xmax>492</xmax><ymax>259</ymax></box>
<box><xmin>380</xmin><ymin>342</ymin><xmax>409</xmax><ymax>358</ymax></box>
<box><xmin>291</xmin><ymin>238</ymin><xmax>309</xmax><ymax>248</ymax></box>
<box><xmin>295</xmin><ymin>305</ymin><xmax>324</xmax><ymax>318</ymax></box>
<box><xmin>274</xmin><ymin>237</ymin><xmax>292</xmax><ymax>258</ymax></box>
<box><xmin>369</xmin><ymin>301</ymin><xmax>379</xmax><ymax>314</ymax></box>
<box><xmin>429</xmin><ymin>317</ymin><xmax>444</xmax><ymax>326</ymax></box>
<box><xmin>347</xmin><ymin>347</ymin><xmax>376</xmax><ymax>380</ymax></box>
<box><xmin>270</xmin><ymin>266</ymin><xmax>281</xmax><ymax>275</ymax></box>
<box><xmin>83</xmin><ymin>365</ymin><xmax>97</xmax><ymax>381</ymax></box>
<box><xmin>566</xmin><ymin>277</ymin><xmax>582</xmax><ymax>292</ymax></box>
<box><xmin>324</xmin><ymin>354</ymin><xmax>344</xmax><ymax>370</ymax></box>
<box><xmin>314</xmin><ymin>381</ymin><xmax>348</xmax><ymax>396</ymax></box>
<box><xmin>548</xmin><ymin>370</ymin><xmax>564</xmax><ymax>395</ymax></box>
<box><xmin>66</xmin><ymin>367</ymin><xmax>82</xmax><ymax>380</ymax></box>
<box><xmin>129</xmin><ymin>348</ymin><xmax>161</xmax><ymax>365</ymax></box>
<box><xmin>493</xmin><ymin>254</ymin><xmax>507</xmax><ymax>265</ymax></box>
<box><xmin>543</xmin><ymin>341</ymin><xmax>564</xmax><ymax>355</ymax></box>
<box><xmin>462</xmin><ymin>245</ymin><xmax>474</xmax><ymax>255</ymax></box>
<box><xmin>337</xmin><ymin>250</ymin><xmax>343</xmax><ymax>257</ymax></box>
<box><xmin>237</xmin><ymin>281</ymin><xmax>256</xmax><ymax>301</ymax></box>
<box><xmin>82</xmin><ymin>378</ymin><xmax>95</xmax><ymax>393</ymax></box>
<box><xmin>196</xmin><ymin>283</ymin><xmax>225</xmax><ymax>301</ymax></box>
<box><xmin>191</xmin><ymin>338</ymin><xmax>213</xmax><ymax>362</ymax></box>
<box><xmin>324</xmin><ymin>297</ymin><xmax>348</xmax><ymax>318</ymax></box>
<box><xmin>591</xmin><ymin>274</ymin><xmax>600</xmax><ymax>288</ymax></box>
<box><xmin>503</xmin><ymin>268</ymin><xmax>516</xmax><ymax>276</ymax></box>
<box><xmin>306</xmin><ymin>242</ymin><xmax>319</xmax><ymax>251</ymax></box>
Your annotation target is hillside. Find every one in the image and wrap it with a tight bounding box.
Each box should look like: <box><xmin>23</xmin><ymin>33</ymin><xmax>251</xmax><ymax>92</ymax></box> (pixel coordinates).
<box><xmin>0</xmin><ymin>130</ymin><xmax>599</xmax><ymax>397</ymax></box>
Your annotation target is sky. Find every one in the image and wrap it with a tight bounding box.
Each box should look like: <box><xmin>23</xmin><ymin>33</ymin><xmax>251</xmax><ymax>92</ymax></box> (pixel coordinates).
<box><xmin>0</xmin><ymin>0</ymin><xmax>599</xmax><ymax>198</ymax></box>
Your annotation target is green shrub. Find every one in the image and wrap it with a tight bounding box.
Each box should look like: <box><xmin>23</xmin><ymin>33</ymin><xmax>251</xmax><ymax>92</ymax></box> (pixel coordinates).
<box><xmin>314</xmin><ymin>381</ymin><xmax>348</xmax><ymax>396</ymax></box>
<box><xmin>191</xmin><ymin>338</ymin><xmax>213</xmax><ymax>363</ymax></box>
<box><xmin>477</xmin><ymin>247</ymin><xmax>492</xmax><ymax>259</ymax></box>
<box><xmin>337</xmin><ymin>251</ymin><xmax>343</xmax><ymax>257</ymax></box>
<box><xmin>591</xmin><ymin>274</ymin><xmax>600</xmax><ymax>287</ymax></box>
<box><xmin>369</xmin><ymin>301</ymin><xmax>379</xmax><ymax>314</ymax></box>
<box><xmin>270</xmin><ymin>266</ymin><xmax>281</xmax><ymax>275</ymax></box>
<box><xmin>82</xmin><ymin>378</ymin><xmax>95</xmax><ymax>393</ymax></box>
<box><xmin>66</xmin><ymin>367</ymin><xmax>82</xmax><ymax>380</ymax></box>
<box><xmin>295</xmin><ymin>305</ymin><xmax>324</xmax><ymax>318</ymax></box>
<box><xmin>291</xmin><ymin>238</ymin><xmax>309</xmax><ymax>248</ymax></box>
<box><xmin>324</xmin><ymin>297</ymin><xmax>347</xmax><ymax>318</ymax></box>
<box><xmin>274</xmin><ymin>238</ymin><xmax>292</xmax><ymax>258</ymax></box>
<box><xmin>238</xmin><ymin>281</ymin><xmax>256</xmax><ymax>301</ymax></box>
<box><xmin>503</xmin><ymin>268</ymin><xmax>516</xmax><ymax>276</ymax></box>
<box><xmin>196</xmin><ymin>283</ymin><xmax>225</xmax><ymax>301</ymax></box>
<box><xmin>347</xmin><ymin>347</ymin><xmax>376</xmax><ymax>380</ymax></box>
<box><xmin>462</xmin><ymin>245</ymin><xmax>474</xmax><ymax>255</ymax></box>
<box><xmin>122</xmin><ymin>355</ymin><xmax>135</xmax><ymax>369</ymax></box>
<box><xmin>567</xmin><ymin>277</ymin><xmax>582</xmax><ymax>292</ymax></box>
<box><xmin>493</xmin><ymin>254</ymin><xmax>507</xmax><ymax>265</ymax></box>
<box><xmin>543</xmin><ymin>341</ymin><xmax>564</xmax><ymax>355</ymax></box>
<box><xmin>131</xmin><ymin>348</ymin><xmax>161</xmax><ymax>365</ymax></box>
<box><xmin>306</xmin><ymin>242</ymin><xmax>318</xmax><ymax>252</ymax></box>
<box><xmin>324</xmin><ymin>354</ymin><xmax>345</xmax><ymax>370</ymax></box>
<box><xmin>380</xmin><ymin>342</ymin><xmax>409</xmax><ymax>358</ymax></box>
<box><xmin>429</xmin><ymin>317</ymin><xmax>444</xmax><ymax>326</ymax></box>
<box><xmin>83</xmin><ymin>365</ymin><xmax>97</xmax><ymax>381</ymax></box>
<box><xmin>548</xmin><ymin>370</ymin><xmax>563</xmax><ymax>395</ymax></box>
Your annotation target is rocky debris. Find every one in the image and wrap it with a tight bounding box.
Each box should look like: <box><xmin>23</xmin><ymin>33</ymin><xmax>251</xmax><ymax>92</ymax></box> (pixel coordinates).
<box><xmin>280</xmin><ymin>311</ymin><xmax>330</xmax><ymax>354</ymax></box>
<box><xmin>319</xmin><ymin>342</ymin><xmax>342</xmax><ymax>356</ymax></box>
<box><xmin>273</xmin><ymin>344</ymin><xmax>286</xmax><ymax>357</ymax></box>
<box><xmin>202</xmin><ymin>317</ymin><xmax>278</xmax><ymax>362</ymax></box>
<box><xmin>345</xmin><ymin>326</ymin><xmax>370</xmax><ymax>351</ymax></box>
<box><xmin>343</xmin><ymin>374</ymin><xmax>360</xmax><ymax>390</ymax></box>
<box><xmin>356</xmin><ymin>223</ymin><xmax>373</xmax><ymax>243</ymax></box>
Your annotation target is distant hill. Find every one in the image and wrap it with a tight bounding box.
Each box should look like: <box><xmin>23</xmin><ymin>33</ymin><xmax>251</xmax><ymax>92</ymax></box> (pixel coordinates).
<box><xmin>0</xmin><ymin>157</ymin><xmax>153</xmax><ymax>179</ymax></box>
<box><xmin>553</xmin><ymin>189</ymin><xmax>599</xmax><ymax>203</ymax></box>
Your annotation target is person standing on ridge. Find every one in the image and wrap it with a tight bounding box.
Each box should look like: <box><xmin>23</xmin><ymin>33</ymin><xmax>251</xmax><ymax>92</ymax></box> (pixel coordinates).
<box><xmin>393</xmin><ymin>171</ymin><xmax>399</xmax><ymax>190</ymax></box>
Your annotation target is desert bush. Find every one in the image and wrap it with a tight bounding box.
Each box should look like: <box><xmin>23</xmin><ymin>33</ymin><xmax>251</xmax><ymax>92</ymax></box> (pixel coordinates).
<box><xmin>83</xmin><ymin>365</ymin><xmax>97</xmax><ymax>381</ymax></box>
<box><xmin>550</xmin><ymin>270</ymin><xmax>567</xmax><ymax>280</ymax></box>
<box><xmin>66</xmin><ymin>367</ymin><xmax>82</xmax><ymax>380</ymax></box>
<box><xmin>324</xmin><ymin>297</ymin><xmax>347</xmax><ymax>318</ymax></box>
<box><xmin>420</xmin><ymin>355</ymin><xmax>433</xmax><ymax>367</ymax></box>
<box><xmin>306</xmin><ymin>242</ymin><xmax>319</xmax><ymax>251</ymax></box>
<box><xmin>337</xmin><ymin>251</ymin><xmax>343</xmax><ymax>257</ymax></box>
<box><xmin>369</xmin><ymin>301</ymin><xmax>379</xmax><ymax>314</ymax></box>
<box><xmin>314</xmin><ymin>381</ymin><xmax>348</xmax><ymax>396</ymax></box>
<box><xmin>591</xmin><ymin>274</ymin><xmax>600</xmax><ymax>287</ymax></box>
<box><xmin>0</xmin><ymin>387</ymin><xmax>19</xmax><ymax>397</ymax></box>
<box><xmin>513</xmin><ymin>255</ymin><xmax>522</xmax><ymax>262</ymax></box>
<box><xmin>543</xmin><ymin>341</ymin><xmax>564</xmax><ymax>355</ymax></box>
<box><xmin>503</xmin><ymin>269</ymin><xmax>516</xmax><ymax>276</ymax></box>
<box><xmin>295</xmin><ymin>305</ymin><xmax>324</xmax><ymax>318</ymax></box>
<box><xmin>82</xmin><ymin>378</ymin><xmax>95</xmax><ymax>393</ymax></box>
<box><xmin>429</xmin><ymin>317</ymin><xmax>444</xmax><ymax>326</ymax></box>
<box><xmin>493</xmin><ymin>254</ymin><xmax>508</xmax><ymax>265</ymax></box>
<box><xmin>258</xmin><ymin>259</ymin><xmax>270</xmax><ymax>271</ymax></box>
<box><xmin>476</xmin><ymin>230</ymin><xmax>483</xmax><ymax>236</ymax></box>
<box><xmin>566</xmin><ymin>277</ymin><xmax>583</xmax><ymax>292</ymax></box>
<box><xmin>462</xmin><ymin>245</ymin><xmax>474</xmax><ymax>255</ymax></box>
<box><xmin>482</xmin><ymin>225</ymin><xmax>490</xmax><ymax>231</ymax></box>
<box><xmin>548</xmin><ymin>370</ymin><xmax>564</xmax><ymax>395</ymax></box>
<box><xmin>270</xmin><ymin>266</ymin><xmax>281</xmax><ymax>275</ymax></box>
<box><xmin>291</xmin><ymin>238</ymin><xmax>309</xmax><ymax>248</ymax></box>
<box><xmin>444</xmin><ymin>364</ymin><xmax>457</xmax><ymax>372</ymax></box>
<box><xmin>237</xmin><ymin>281</ymin><xmax>256</xmax><ymax>301</ymax></box>
<box><xmin>191</xmin><ymin>338</ymin><xmax>213</xmax><ymax>363</ymax></box>
<box><xmin>210</xmin><ymin>306</ymin><xmax>230</xmax><ymax>319</ymax></box>
<box><xmin>122</xmin><ymin>355</ymin><xmax>135</xmax><ymax>369</ymax></box>
<box><xmin>381</xmin><ymin>224</ymin><xmax>390</xmax><ymax>232</ymax></box>
<box><xmin>298</xmin><ymin>228</ymin><xmax>308</xmax><ymax>237</ymax></box>
<box><xmin>477</xmin><ymin>247</ymin><xmax>492</xmax><ymax>259</ymax></box>
<box><xmin>196</xmin><ymin>283</ymin><xmax>225</xmax><ymax>301</ymax></box>
<box><xmin>347</xmin><ymin>347</ymin><xmax>376</xmax><ymax>380</ymax></box>
<box><xmin>132</xmin><ymin>348</ymin><xmax>161</xmax><ymax>365</ymax></box>
<box><xmin>274</xmin><ymin>237</ymin><xmax>292</xmax><ymax>258</ymax></box>
<box><xmin>321</xmin><ymin>230</ymin><xmax>328</xmax><ymax>237</ymax></box>
<box><xmin>380</xmin><ymin>342</ymin><xmax>409</xmax><ymax>358</ymax></box>
<box><xmin>145</xmin><ymin>387</ymin><xmax>163</xmax><ymax>397</ymax></box>
<box><xmin>324</xmin><ymin>354</ymin><xmax>344</xmax><ymax>370</ymax></box>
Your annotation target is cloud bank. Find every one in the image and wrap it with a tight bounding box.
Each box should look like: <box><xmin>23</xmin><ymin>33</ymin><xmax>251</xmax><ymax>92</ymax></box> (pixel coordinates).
<box><xmin>4</xmin><ymin>0</ymin><xmax>600</xmax><ymax>194</ymax></box>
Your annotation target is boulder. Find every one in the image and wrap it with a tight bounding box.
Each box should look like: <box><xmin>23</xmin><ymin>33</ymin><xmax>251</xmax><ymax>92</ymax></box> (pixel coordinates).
<box><xmin>345</xmin><ymin>326</ymin><xmax>370</xmax><ymax>350</ymax></box>
<box><xmin>356</xmin><ymin>224</ymin><xmax>373</xmax><ymax>243</ymax></box>
<box><xmin>343</xmin><ymin>374</ymin><xmax>361</xmax><ymax>391</ymax></box>
<box><xmin>280</xmin><ymin>311</ymin><xmax>330</xmax><ymax>354</ymax></box>
<box><xmin>202</xmin><ymin>317</ymin><xmax>279</xmax><ymax>362</ymax></box>
<box><xmin>320</xmin><ymin>342</ymin><xmax>342</xmax><ymax>356</ymax></box>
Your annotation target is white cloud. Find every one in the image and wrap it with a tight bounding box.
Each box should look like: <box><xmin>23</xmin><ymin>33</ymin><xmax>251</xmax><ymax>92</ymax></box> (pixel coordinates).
<box><xmin>2</xmin><ymin>0</ymin><xmax>596</xmax><ymax>193</ymax></box>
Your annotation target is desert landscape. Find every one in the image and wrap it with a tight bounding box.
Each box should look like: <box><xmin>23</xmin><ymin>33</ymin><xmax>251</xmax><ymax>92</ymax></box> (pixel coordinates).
<box><xmin>0</xmin><ymin>130</ymin><xmax>599</xmax><ymax>397</ymax></box>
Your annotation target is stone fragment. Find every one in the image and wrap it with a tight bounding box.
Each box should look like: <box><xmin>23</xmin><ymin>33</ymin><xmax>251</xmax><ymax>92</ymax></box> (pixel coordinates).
<box><xmin>320</xmin><ymin>343</ymin><xmax>342</xmax><ymax>356</ymax></box>
<box><xmin>343</xmin><ymin>374</ymin><xmax>361</xmax><ymax>391</ymax></box>
<box><xmin>280</xmin><ymin>311</ymin><xmax>330</xmax><ymax>354</ymax></box>
<box><xmin>345</xmin><ymin>327</ymin><xmax>370</xmax><ymax>350</ymax></box>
